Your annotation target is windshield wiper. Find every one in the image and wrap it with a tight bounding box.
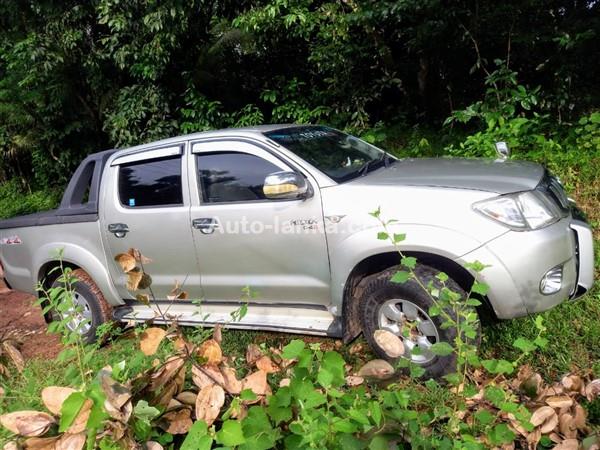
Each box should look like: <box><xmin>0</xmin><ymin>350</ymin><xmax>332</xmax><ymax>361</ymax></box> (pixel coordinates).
<box><xmin>359</xmin><ymin>153</ymin><xmax>389</xmax><ymax>176</ymax></box>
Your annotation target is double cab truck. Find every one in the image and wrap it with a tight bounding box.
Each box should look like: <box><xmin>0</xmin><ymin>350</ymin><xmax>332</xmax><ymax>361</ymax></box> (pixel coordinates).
<box><xmin>0</xmin><ymin>125</ymin><xmax>594</xmax><ymax>376</ymax></box>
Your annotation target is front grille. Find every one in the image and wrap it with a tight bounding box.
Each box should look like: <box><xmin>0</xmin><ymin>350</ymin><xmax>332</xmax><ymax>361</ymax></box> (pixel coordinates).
<box><xmin>537</xmin><ymin>173</ymin><xmax>570</xmax><ymax>215</ymax></box>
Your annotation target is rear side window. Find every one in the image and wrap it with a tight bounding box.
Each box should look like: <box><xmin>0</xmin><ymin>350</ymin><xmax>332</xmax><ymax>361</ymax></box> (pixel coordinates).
<box><xmin>118</xmin><ymin>156</ymin><xmax>183</xmax><ymax>207</ymax></box>
<box><xmin>197</xmin><ymin>152</ymin><xmax>282</xmax><ymax>203</ymax></box>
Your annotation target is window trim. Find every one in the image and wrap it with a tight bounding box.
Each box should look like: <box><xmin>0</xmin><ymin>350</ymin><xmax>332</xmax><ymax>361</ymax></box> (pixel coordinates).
<box><xmin>194</xmin><ymin>149</ymin><xmax>297</xmax><ymax>205</ymax></box>
<box><xmin>111</xmin><ymin>145</ymin><xmax>182</xmax><ymax>166</ymax></box>
<box><xmin>117</xmin><ymin>153</ymin><xmax>185</xmax><ymax>209</ymax></box>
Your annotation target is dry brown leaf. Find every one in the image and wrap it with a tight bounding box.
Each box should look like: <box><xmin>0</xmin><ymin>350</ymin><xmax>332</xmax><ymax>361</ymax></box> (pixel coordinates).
<box><xmin>56</xmin><ymin>432</ymin><xmax>86</xmax><ymax>450</ymax></box>
<box><xmin>159</xmin><ymin>408</ymin><xmax>193</xmax><ymax>434</ymax></box>
<box><xmin>23</xmin><ymin>436</ymin><xmax>60</xmax><ymax>449</ymax></box>
<box><xmin>198</xmin><ymin>339</ymin><xmax>222</xmax><ymax>365</ymax></box>
<box><xmin>128</xmin><ymin>248</ymin><xmax>152</xmax><ymax>265</ymax></box>
<box><xmin>220</xmin><ymin>367</ymin><xmax>242</xmax><ymax>394</ymax></box>
<box><xmin>230</xmin><ymin>403</ymin><xmax>248</xmax><ymax>420</ymax></box>
<box><xmin>136</xmin><ymin>294</ymin><xmax>150</xmax><ymax>306</ymax></box>
<box><xmin>553</xmin><ymin>439</ymin><xmax>580</xmax><ymax>450</ymax></box>
<box><xmin>176</xmin><ymin>391</ymin><xmax>198</xmax><ymax>406</ymax></box>
<box><xmin>345</xmin><ymin>376</ymin><xmax>364</xmax><ymax>387</ymax></box>
<box><xmin>357</xmin><ymin>360</ymin><xmax>395</xmax><ymax>379</ymax></box>
<box><xmin>527</xmin><ymin>427</ymin><xmax>542</xmax><ymax>449</ymax></box>
<box><xmin>167</xmin><ymin>282</ymin><xmax>188</xmax><ymax>301</ymax></box>
<box><xmin>41</xmin><ymin>387</ymin><xmax>77</xmax><ymax>416</ymax></box>
<box><xmin>3</xmin><ymin>441</ymin><xmax>18</xmax><ymax>450</ymax></box>
<box><xmin>67</xmin><ymin>399</ymin><xmax>92</xmax><ymax>434</ymax></box>
<box><xmin>241</xmin><ymin>370</ymin><xmax>269</xmax><ymax>398</ymax></box>
<box><xmin>0</xmin><ymin>387</ymin><xmax>4</xmax><ymax>398</ymax></box>
<box><xmin>99</xmin><ymin>370</ymin><xmax>131</xmax><ymax>410</ymax></box>
<box><xmin>104</xmin><ymin>399</ymin><xmax>132</xmax><ymax>422</ymax></box>
<box><xmin>546</xmin><ymin>396</ymin><xmax>573</xmax><ymax>409</ymax></box>
<box><xmin>279</xmin><ymin>378</ymin><xmax>291</xmax><ymax>388</ymax></box>
<box><xmin>561</xmin><ymin>375</ymin><xmax>583</xmax><ymax>392</ymax></box>
<box><xmin>145</xmin><ymin>442</ymin><xmax>164</xmax><ymax>450</ymax></box>
<box><xmin>531</xmin><ymin>406</ymin><xmax>558</xmax><ymax>433</ymax></box>
<box><xmin>573</xmin><ymin>404</ymin><xmax>587</xmax><ymax>430</ymax></box>
<box><xmin>140</xmin><ymin>328</ymin><xmax>167</xmax><ymax>356</ymax></box>
<box><xmin>213</xmin><ymin>324</ymin><xmax>222</xmax><ymax>344</ymax></box>
<box><xmin>520</xmin><ymin>373</ymin><xmax>543</xmax><ymax>398</ymax></box>
<box><xmin>126</xmin><ymin>268</ymin><xmax>143</xmax><ymax>291</ymax></box>
<box><xmin>559</xmin><ymin>414</ymin><xmax>577</xmax><ymax>439</ymax></box>
<box><xmin>114</xmin><ymin>253</ymin><xmax>137</xmax><ymax>273</ymax></box>
<box><xmin>195</xmin><ymin>385</ymin><xmax>225</xmax><ymax>427</ymax></box>
<box><xmin>191</xmin><ymin>365</ymin><xmax>224</xmax><ymax>389</ymax></box>
<box><xmin>585</xmin><ymin>379</ymin><xmax>600</xmax><ymax>401</ymax></box>
<box><xmin>2</xmin><ymin>341</ymin><xmax>25</xmax><ymax>373</ymax></box>
<box><xmin>255</xmin><ymin>356</ymin><xmax>279</xmax><ymax>374</ymax></box>
<box><xmin>246</xmin><ymin>344</ymin><xmax>262</xmax><ymax>365</ymax></box>
<box><xmin>0</xmin><ymin>411</ymin><xmax>55</xmax><ymax>437</ymax></box>
<box><xmin>373</xmin><ymin>330</ymin><xmax>405</xmax><ymax>358</ymax></box>
<box><xmin>138</xmin><ymin>273</ymin><xmax>153</xmax><ymax>290</ymax></box>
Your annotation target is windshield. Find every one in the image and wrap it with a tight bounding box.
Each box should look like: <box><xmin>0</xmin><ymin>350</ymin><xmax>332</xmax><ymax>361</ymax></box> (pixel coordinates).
<box><xmin>264</xmin><ymin>126</ymin><xmax>391</xmax><ymax>183</ymax></box>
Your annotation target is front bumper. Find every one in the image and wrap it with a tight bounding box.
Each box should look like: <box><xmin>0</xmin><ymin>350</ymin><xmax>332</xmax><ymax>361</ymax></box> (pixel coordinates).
<box><xmin>457</xmin><ymin>211</ymin><xmax>595</xmax><ymax>319</ymax></box>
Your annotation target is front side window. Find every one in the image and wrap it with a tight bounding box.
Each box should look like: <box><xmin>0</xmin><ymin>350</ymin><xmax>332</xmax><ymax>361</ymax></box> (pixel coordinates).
<box><xmin>197</xmin><ymin>151</ymin><xmax>283</xmax><ymax>203</ymax></box>
<box><xmin>264</xmin><ymin>126</ymin><xmax>391</xmax><ymax>183</ymax></box>
<box><xmin>118</xmin><ymin>156</ymin><xmax>183</xmax><ymax>207</ymax></box>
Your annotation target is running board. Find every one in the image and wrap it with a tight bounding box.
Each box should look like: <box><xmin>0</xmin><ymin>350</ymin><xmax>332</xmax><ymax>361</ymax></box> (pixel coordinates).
<box><xmin>113</xmin><ymin>302</ymin><xmax>337</xmax><ymax>336</ymax></box>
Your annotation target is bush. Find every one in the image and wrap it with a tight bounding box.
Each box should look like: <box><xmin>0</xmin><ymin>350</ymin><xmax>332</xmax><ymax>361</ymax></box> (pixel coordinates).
<box><xmin>0</xmin><ymin>179</ymin><xmax>61</xmax><ymax>220</ymax></box>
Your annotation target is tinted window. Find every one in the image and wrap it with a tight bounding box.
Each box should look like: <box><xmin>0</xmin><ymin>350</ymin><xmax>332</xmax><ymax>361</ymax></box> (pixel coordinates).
<box><xmin>118</xmin><ymin>156</ymin><xmax>183</xmax><ymax>207</ymax></box>
<box><xmin>197</xmin><ymin>152</ymin><xmax>282</xmax><ymax>203</ymax></box>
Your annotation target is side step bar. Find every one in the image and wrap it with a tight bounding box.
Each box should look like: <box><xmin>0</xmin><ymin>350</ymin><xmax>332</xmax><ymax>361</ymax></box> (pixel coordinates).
<box><xmin>113</xmin><ymin>302</ymin><xmax>340</xmax><ymax>337</ymax></box>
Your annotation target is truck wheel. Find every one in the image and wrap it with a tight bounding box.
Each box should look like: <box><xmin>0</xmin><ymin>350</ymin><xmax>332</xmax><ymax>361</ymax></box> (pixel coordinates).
<box><xmin>51</xmin><ymin>269</ymin><xmax>112</xmax><ymax>344</ymax></box>
<box><xmin>359</xmin><ymin>264</ymin><xmax>480</xmax><ymax>378</ymax></box>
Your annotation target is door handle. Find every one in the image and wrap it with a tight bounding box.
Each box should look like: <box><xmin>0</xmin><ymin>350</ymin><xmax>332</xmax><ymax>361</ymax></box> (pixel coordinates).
<box><xmin>192</xmin><ymin>218</ymin><xmax>219</xmax><ymax>234</ymax></box>
<box><xmin>108</xmin><ymin>223</ymin><xmax>130</xmax><ymax>238</ymax></box>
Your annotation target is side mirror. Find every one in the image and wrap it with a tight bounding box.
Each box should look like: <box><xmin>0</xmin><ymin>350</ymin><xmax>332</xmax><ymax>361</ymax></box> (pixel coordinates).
<box><xmin>495</xmin><ymin>141</ymin><xmax>510</xmax><ymax>160</ymax></box>
<box><xmin>263</xmin><ymin>171</ymin><xmax>310</xmax><ymax>200</ymax></box>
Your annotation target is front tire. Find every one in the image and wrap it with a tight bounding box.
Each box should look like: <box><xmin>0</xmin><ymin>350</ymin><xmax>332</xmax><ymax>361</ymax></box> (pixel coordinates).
<box><xmin>51</xmin><ymin>269</ymin><xmax>112</xmax><ymax>344</ymax></box>
<box><xmin>359</xmin><ymin>264</ymin><xmax>480</xmax><ymax>378</ymax></box>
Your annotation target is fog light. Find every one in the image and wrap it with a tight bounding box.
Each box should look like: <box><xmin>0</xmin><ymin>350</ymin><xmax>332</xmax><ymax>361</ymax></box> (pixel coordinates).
<box><xmin>540</xmin><ymin>265</ymin><xmax>563</xmax><ymax>295</ymax></box>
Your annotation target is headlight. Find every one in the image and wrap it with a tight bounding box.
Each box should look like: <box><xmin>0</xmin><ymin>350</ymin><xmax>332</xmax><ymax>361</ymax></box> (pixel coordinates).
<box><xmin>473</xmin><ymin>191</ymin><xmax>560</xmax><ymax>230</ymax></box>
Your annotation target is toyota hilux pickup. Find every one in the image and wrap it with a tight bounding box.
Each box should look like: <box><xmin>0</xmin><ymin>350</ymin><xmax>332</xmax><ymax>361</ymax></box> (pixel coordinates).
<box><xmin>0</xmin><ymin>125</ymin><xmax>594</xmax><ymax>375</ymax></box>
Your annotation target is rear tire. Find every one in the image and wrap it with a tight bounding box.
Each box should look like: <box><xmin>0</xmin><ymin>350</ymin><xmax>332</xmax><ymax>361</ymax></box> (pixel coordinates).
<box><xmin>359</xmin><ymin>264</ymin><xmax>480</xmax><ymax>378</ymax></box>
<box><xmin>51</xmin><ymin>269</ymin><xmax>112</xmax><ymax>344</ymax></box>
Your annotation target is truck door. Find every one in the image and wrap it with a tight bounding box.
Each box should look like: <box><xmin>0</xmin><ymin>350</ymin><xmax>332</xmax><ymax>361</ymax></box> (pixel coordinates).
<box><xmin>101</xmin><ymin>144</ymin><xmax>203</xmax><ymax>301</ymax></box>
<box><xmin>189</xmin><ymin>140</ymin><xmax>331</xmax><ymax>307</ymax></box>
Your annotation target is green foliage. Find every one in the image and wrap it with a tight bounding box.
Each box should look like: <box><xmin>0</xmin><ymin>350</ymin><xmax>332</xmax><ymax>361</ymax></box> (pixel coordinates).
<box><xmin>0</xmin><ymin>179</ymin><xmax>61</xmax><ymax>219</ymax></box>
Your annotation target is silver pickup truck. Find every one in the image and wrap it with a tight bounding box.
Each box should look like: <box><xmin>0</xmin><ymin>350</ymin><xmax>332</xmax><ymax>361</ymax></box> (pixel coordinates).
<box><xmin>0</xmin><ymin>125</ymin><xmax>594</xmax><ymax>375</ymax></box>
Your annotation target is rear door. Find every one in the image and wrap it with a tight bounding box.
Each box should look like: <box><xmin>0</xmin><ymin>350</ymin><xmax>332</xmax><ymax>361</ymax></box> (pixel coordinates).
<box><xmin>189</xmin><ymin>139</ymin><xmax>332</xmax><ymax>307</ymax></box>
<box><xmin>101</xmin><ymin>144</ymin><xmax>203</xmax><ymax>301</ymax></box>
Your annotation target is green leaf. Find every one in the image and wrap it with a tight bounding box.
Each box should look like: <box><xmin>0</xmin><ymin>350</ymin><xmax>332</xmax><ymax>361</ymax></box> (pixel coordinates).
<box><xmin>281</xmin><ymin>339</ymin><xmax>305</xmax><ymax>359</ymax></box>
<box><xmin>369</xmin><ymin>436</ymin><xmax>390</xmax><ymax>450</ymax></box>
<box><xmin>392</xmin><ymin>233</ymin><xmax>406</xmax><ymax>243</ymax></box>
<box><xmin>471</xmin><ymin>282</ymin><xmax>489</xmax><ymax>295</ymax></box>
<box><xmin>240</xmin><ymin>389</ymin><xmax>258</xmax><ymax>402</ymax></box>
<box><xmin>474</xmin><ymin>409</ymin><xmax>495</xmax><ymax>425</ymax></box>
<box><xmin>390</xmin><ymin>271</ymin><xmax>410</xmax><ymax>284</ymax></box>
<box><xmin>512</xmin><ymin>338</ymin><xmax>537</xmax><ymax>353</ymax></box>
<box><xmin>133</xmin><ymin>400</ymin><xmax>160</xmax><ymax>421</ymax></box>
<box><xmin>181</xmin><ymin>421</ymin><xmax>213</xmax><ymax>450</ymax></box>
<box><xmin>487</xmin><ymin>423</ymin><xmax>515</xmax><ymax>445</ymax></box>
<box><xmin>216</xmin><ymin>420</ymin><xmax>246</xmax><ymax>446</ymax></box>
<box><xmin>482</xmin><ymin>359</ymin><xmax>514</xmax><ymax>375</ymax></box>
<box><xmin>59</xmin><ymin>392</ymin><xmax>87</xmax><ymax>432</ymax></box>
<box><xmin>377</xmin><ymin>231</ymin><xmax>389</xmax><ymax>240</ymax></box>
<box><xmin>401</xmin><ymin>256</ymin><xmax>417</xmax><ymax>269</ymax></box>
<box><xmin>430</xmin><ymin>342</ymin><xmax>454</xmax><ymax>356</ymax></box>
<box><xmin>484</xmin><ymin>386</ymin><xmax>506</xmax><ymax>406</ymax></box>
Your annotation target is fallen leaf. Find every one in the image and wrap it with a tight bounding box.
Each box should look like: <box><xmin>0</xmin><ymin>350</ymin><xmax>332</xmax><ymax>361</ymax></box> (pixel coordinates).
<box><xmin>546</xmin><ymin>396</ymin><xmax>573</xmax><ymax>409</ymax></box>
<box><xmin>195</xmin><ymin>385</ymin><xmax>225</xmax><ymax>427</ymax></box>
<box><xmin>145</xmin><ymin>442</ymin><xmax>164</xmax><ymax>450</ymax></box>
<box><xmin>56</xmin><ymin>432</ymin><xmax>86</xmax><ymax>450</ymax></box>
<box><xmin>345</xmin><ymin>376</ymin><xmax>364</xmax><ymax>387</ymax></box>
<box><xmin>0</xmin><ymin>387</ymin><xmax>4</xmax><ymax>398</ymax></box>
<box><xmin>176</xmin><ymin>391</ymin><xmax>198</xmax><ymax>406</ymax></box>
<box><xmin>140</xmin><ymin>328</ymin><xmax>167</xmax><ymax>356</ymax></box>
<box><xmin>0</xmin><ymin>411</ymin><xmax>55</xmax><ymax>437</ymax></box>
<box><xmin>104</xmin><ymin>399</ymin><xmax>132</xmax><ymax>423</ymax></box>
<box><xmin>530</xmin><ymin>406</ymin><xmax>558</xmax><ymax>434</ymax></box>
<box><xmin>561</xmin><ymin>374</ymin><xmax>583</xmax><ymax>392</ymax></box>
<box><xmin>22</xmin><ymin>436</ymin><xmax>60</xmax><ymax>449</ymax></box>
<box><xmin>99</xmin><ymin>370</ymin><xmax>132</xmax><ymax>409</ymax></box>
<box><xmin>213</xmin><ymin>324</ymin><xmax>222</xmax><ymax>344</ymax></box>
<box><xmin>114</xmin><ymin>253</ymin><xmax>137</xmax><ymax>273</ymax></box>
<box><xmin>2</xmin><ymin>342</ymin><xmax>25</xmax><ymax>373</ymax></box>
<box><xmin>357</xmin><ymin>360</ymin><xmax>395</xmax><ymax>380</ymax></box>
<box><xmin>41</xmin><ymin>387</ymin><xmax>77</xmax><ymax>416</ymax></box>
<box><xmin>198</xmin><ymin>339</ymin><xmax>222</xmax><ymax>365</ymax></box>
<box><xmin>159</xmin><ymin>408</ymin><xmax>193</xmax><ymax>434</ymax></box>
<box><xmin>573</xmin><ymin>404</ymin><xmax>587</xmax><ymax>430</ymax></box>
<box><xmin>191</xmin><ymin>365</ymin><xmax>224</xmax><ymax>389</ymax></box>
<box><xmin>255</xmin><ymin>356</ymin><xmax>279</xmax><ymax>373</ymax></box>
<box><xmin>373</xmin><ymin>330</ymin><xmax>404</xmax><ymax>358</ymax></box>
<box><xmin>220</xmin><ymin>367</ymin><xmax>242</xmax><ymax>394</ymax></box>
<box><xmin>585</xmin><ymin>379</ymin><xmax>600</xmax><ymax>401</ymax></box>
<box><xmin>559</xmin><ymin>414</ymin><xmax>577</xmax><ymax>439</ymax></box>
<box><xmin>138</xmin><ymin>273</ymin><xmax>153</xmax><ymax>290</ymax></box>
<box><xmin>553</xmin><ymin>439</ymin><xmax>580</xmax><ymax>450</ymax></box>
<box><xmin>126</xmin><ymin>268</ymin><xmax>143</xmax><ymax>291</ymax></box>
<box><xmin>2</xmin><ymin>442</ymin><xmax>18</xmax><ymax>450</ymax></box>
<box><xmin>279</xmin><ymin>378</ymin><xmax>291</xmax><ymax>388</ymax></box>
<box><xmin>67</xmin><ymin>399</ymin><xmax>92</xmax><ymax>434</ymax></box>
<box><xmin>246</xmin><ymin>344</ymin><xmax>262</xmax><ymax>365</ymax></box>
<box><xmin>242</xmin><ymin>370</ymin><xmax>269</xmax><ymax>395</ymax></box>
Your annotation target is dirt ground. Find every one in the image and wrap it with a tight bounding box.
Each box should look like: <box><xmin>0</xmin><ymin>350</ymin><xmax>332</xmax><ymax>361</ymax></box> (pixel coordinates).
<box><xmin>0</xmin><ymin>288</ymin><xmax>62</xmax><ymax>360</ymax></box>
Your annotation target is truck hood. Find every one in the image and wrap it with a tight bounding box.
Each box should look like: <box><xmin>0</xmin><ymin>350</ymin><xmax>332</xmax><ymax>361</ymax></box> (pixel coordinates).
<box><xmin>350</xmin><ymin>157</ymin><xmax>545</xmax><ymax>194</ymax></box>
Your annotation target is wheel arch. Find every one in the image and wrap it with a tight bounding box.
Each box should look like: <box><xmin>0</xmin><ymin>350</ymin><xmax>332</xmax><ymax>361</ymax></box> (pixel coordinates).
<box><xmin>341</xmin><ymin>251</ymin><xmax>496</xmax><ymax>342</ymax></box>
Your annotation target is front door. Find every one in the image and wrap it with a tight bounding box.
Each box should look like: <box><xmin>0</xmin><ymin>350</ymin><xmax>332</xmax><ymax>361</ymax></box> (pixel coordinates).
<box><xmin>189</xmin><ymin>140</ymin><xmax>331</xmax><ymax>307</ymax></box>
<box><xmin>101</xmin><ymin>144</ymin><xmax>203</xmax><ymax>301</ymax></box>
